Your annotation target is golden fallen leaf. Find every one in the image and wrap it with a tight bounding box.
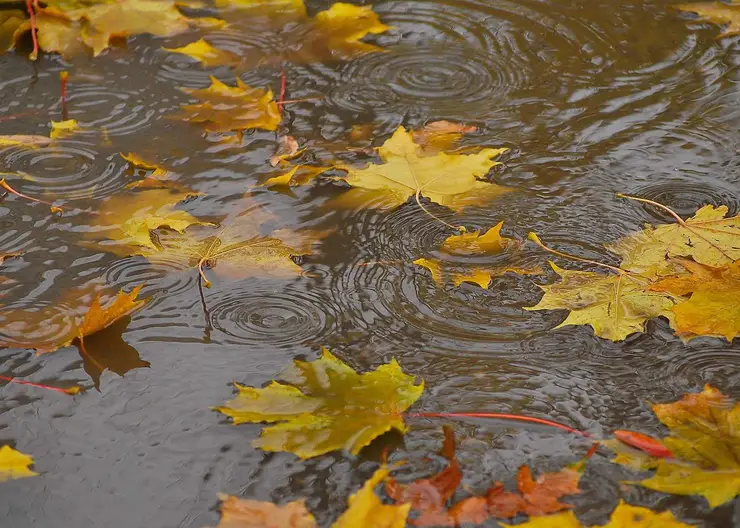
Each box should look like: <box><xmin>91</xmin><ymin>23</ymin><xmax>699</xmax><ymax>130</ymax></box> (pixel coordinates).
<box><xmin>411</xmin><ymin>120</ymin><xmax>478</xmax><ymax>153</ymax></box>
<box><xmin>85</xmin><ymin>188</ymin><xmax>210</xmax><ymax>253</ymax></box>
<box><xmin>210</xmin><ymin>494</ymin><xmax>317</xmax><ymax>528</ymax></box>
<box><xmin>49</xmin><ymin>119</ymin><xmax>79</xmax><ymax>139</ymax></box>
<box><xmin>213</xmin><ymin>348</ymin><xmax>423</xmax><ymax>458</ymax></box>
<box><xmin>441</xmin><ymin>222</ymin><xmax>517</xmax><ymax>256</ymax></box>
<box><xmin>263</xmin><ymin>165</ymin><xmax>330</xmax><ymax>187</ymax></box>
<box><xmin>414</xmin><ymin>257</ymin><xmax>538</xmax><ymax>290</ymax></box>
<box><xmin>121</xmin><ymin>153</ymin><xmax>169</xmax><ymax>179</ymax></box>
<box><xmin>177</xmin><ymin>76</ymin><xmax>281</xmax><ymax>134</ymax></box>
<box><xmin>606</xmin><ymin>385</ymin><xmax>740</xmax><ymax>508</ymax></box>
<box><xmin>163</xmin><ymin>39</ymin><xmax>240</xmax><ymax>67</ymax></box>
<box><xmin>525</xmin><ymin>261</ymin><xmax>677</xmax><ymax>342</ymax></box>
<box><xmin>0</xmin><ymin>446</ymin><xmax>38</xmax><ymax>482</ymax></box>
<box><xmin>334</xmin><ymin>126</ymin><xmax>509</xmax><ymax>212</ymax></box>
<box><xmin>501</xmin><ymin>500</ymin><xmax>694</xmax><ymax>527</ymax></box>
<box><xmin>333</xmin><ymin>466</ymin><xmax>410</xmax><ymax>528</ymax></box>
<box><xmin>270</xmin><ymin>136</ymin><xmax>302</xmax><ymax>167</ymax></box>
<box><xmin>675</xmin><ymin>2</ymin><xmax>740</xmax><ymax>38</ymax></box>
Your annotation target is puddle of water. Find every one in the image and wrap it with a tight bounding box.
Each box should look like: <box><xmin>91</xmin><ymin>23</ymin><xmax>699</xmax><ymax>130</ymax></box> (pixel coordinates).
<box><xmin>0</xmin><ymin>0</ymin><xmax>739</xmax><ymax>526</ymax></box>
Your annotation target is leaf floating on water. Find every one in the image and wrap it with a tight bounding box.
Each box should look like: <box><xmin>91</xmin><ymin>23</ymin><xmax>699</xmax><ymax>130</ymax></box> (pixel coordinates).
<box><xmin>163</xmin><ymin>39</ymin><xmax>241</xmax><ymax>67</ymax></box>
<box><xmin>411</xmin><ymin>120</ymin><xmax>478</xmax><ymax>153</ymax></box>
<box><xmin>441</xmin><ymin>221</ymin><xmax>517</xmax><ymax>256</ymax></box>
<box><xmin>210</xmin><ymin>494</ymin><xmax>317</xmax><ymax>528</ymax></box>
<box><xmin>333</xmin><ymin>126</ymin><xmax>509</xmax><ymax>212</ymax></box>
<box><xmin>675</xmin><ymin>2</ymin><xmax>740</xmax><ymax>38</ymax></box>
<box><xmin>605</xmin><ymin>385</ymin><xmax>740</xmax><ymax>508</ymax></box>
<box><xmin>0</xmin><ymin>446</ymin><xmax>38</xmax><ymax>482</ymax></box>
<box><xmin>525</xmin><ymin>261</ymin><xmax>677</xmax><ymax>342</ymax></box>
<box><xmin>414</xmin><ymin>257</ymin><xmax>538</xmax><ymax>290</ymax></box>
<box><xmin>332</xmin><ymin>465</ymin><xmax>410</xmax><ymax>528</ymax></box>
<box><xmin>176</xmin><ymin>76</ymin><xmax>281</xmax><ymax>134</ymax></box>
<box><xmin>85</xmin><ymin>188</ymin><xmax>210</xmax><ymax>253</ymax></box>
<box><xmin>49</xmin><ymin>119</ymin><xmax>79</xmax><ymax>139</ymax></box>
<box><xmin>0</xmin><ymin>135</ymin><xmax>53</xmax><ymax>148</ymax></box>
<box><xmin>121</xmin><ymin>153</ymin><xmax>169</xmax><ymax>180</ymax></box>
<box><xmin>501</xmin><ymin>500</ymin><xmax>695</xmax><ymax>528</ymax></box>
<box><xmin>213</xmin><ymin>348</ymin><xmax>423</xmax><ymax>458</ymax></box>
<box><xmin>650</xmin><ymin>258</ymin><xmax>740</xmax><ymax>341</ymax></box>
<box><xmin>263</xmin><ymin>165</ymin><xmax>331</xmax><ymax>188</ymax></box>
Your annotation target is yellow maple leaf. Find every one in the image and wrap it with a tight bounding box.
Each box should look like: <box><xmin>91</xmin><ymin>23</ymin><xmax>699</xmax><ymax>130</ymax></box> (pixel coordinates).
<box><xmin>77</xmin><ymin>285</ymin><xmax>146</xmax><ymax>343</ymax></box>
<box><xmin>141</xmin><ymin>211</ymin><xmax>319</xmax><ymax>287</ymax></box>
<box><xmin>502</xmin><ymin>500</ymin><xmax>694</xmax><ymax>528</ymax></box>
<box><xmin>213</xmin><ymin>348</ymin><xmax>423</xmax><ymax>459</ymax></box>
<box><xmin>606</xmin><ymin>200</ymin><xmax>740</xmax><ymax>278</ymax></box>
<box><xmin>163</xmin><ymin>39</ymin><xmax>240</xmax><ymax>67</ymax></box>
<box><xmin>650</xmin><ymin>258</ymin><xmax>740</xmax><ymax>341</ymax></box>
<box><xmin>177</xmin><ymin>76</ymin><xmax>281</xmax><ymax>134</ymax></box>
<box><xmin>85</xmin><ymin>188</ymin><xmax>210</xmax><ymax>253</ymax></box>
<box><xmin>414</xmin><ymin>257</ymin><xmax>538</xmax><ymax>290</ymax></box>
<box><xmin>441</xmin><ymin>222</ymin><xmax>516</xmax><ymax>256</ymax></box>
<box><xmin>332</xmin><ymin>466</ymin><xmax>410</xmax><ymax>528</ymax></box>
<box><xmin>0</xmin><ymin>446</ymin><xmax>38</xmax><ymax>482</ymax></box>
<box><xmin>525</xmin><ymin>261</ymin><xmax>678</xmax><ymax>342</ymax></box>
<box><xmin>606</xmin><ymin>385</ymin><xmax>740</xmax><ymax>508</ymax></box>
<box><xmin>210</xmin><ymin>494</ymin><xmax>317</xmax><ymax>528</ymax></box>
<box><xmin>121</xmin><ymin>153</ymin><xmax>169</xmax><ymax>179</ymax></box>
<box><xmin>675</xmin><ymin>1</ymin><xmax>740</xmax><ymax>38</ymax></box>
<box><xmin>334</xmin><ymin>126</ymin><xmax>509</xmax><ymax>212</ymax></box>
<box><xmin>50</xmin><ymin>119</ymin><xmax>79</xmax><ymax>139</ymax></box>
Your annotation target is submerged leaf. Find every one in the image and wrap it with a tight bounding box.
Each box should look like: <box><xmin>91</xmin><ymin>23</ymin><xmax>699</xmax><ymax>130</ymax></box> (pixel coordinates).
<box><xmin>0</xmin><ymin>135</ymin><xmax>53</xmax><ymax>148</ymax></box>
<box><xmin>414</xmin><ymin>258</ymin><xmax>538</xmax><ymax>290</ymax></box>
<box><xmin>177</xmin><ymin>76</ymin><xmax>281</xmax><ymax>134</ymax></box>
<box><xmin>121</xmin><ymin>153</ymin><xmax>169</xmax><ymax>179</ymax></box>
<box><xmin>49</xmin><ymin>119</ymin><xmax>79</xmax><ymax>139</ymax></box>
<box><xmin>334</xmin><ymin>126</ymin><xmax>509</xmax><ymax>212</ymax></box>
<box><xmin>441</xmin><ymin>222</ymin><xmax>517</xmax><ymax>256</ymax></box>
<box><xmin>333</xmin><ymin>466</ymin><xmax>410</xmax><ymax>528</ymax></box>
<box><xmin>0</xmin><ymin>446</ymin><xmax>38</xmax><ymax>482</ymax></box>
<box><xmin>502</xmin><ymin>500</ymin><xmax>694</xmax><ymax>528</ymax></box>
<box><xmin>210</xmin><ymin>494</ymin><xmax>317</xmax><ymax>528</ymax></box>
<box><xmin>650</xmin><ymin>258</ymin><xmax>740</xmax><ymax>341</ymax></box>
<box><xmin>606</xmin><ymin>385</ymin><xmax>740</xmax><ymax>508</ymax></box>
<box><xmin>213</xmin><ymin>348</ymin><xmax>423</xmax><ymax>458</ymax></box>
<box><xmin>525</xmin><ymin>262</ymin><xmax>677</xmax><ymax>342</ymax></box>
<box><xmin>163</xmin><ymin>39</ymin><xmax>240</xmax><ymax>67</ymax></box>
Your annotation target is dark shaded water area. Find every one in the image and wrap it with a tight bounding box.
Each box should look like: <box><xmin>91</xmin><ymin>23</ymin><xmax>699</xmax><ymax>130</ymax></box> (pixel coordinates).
<box><xmin>1</xmin><ymin>0</ymin><xmax>740</xmax><ymax>526</ymax></box>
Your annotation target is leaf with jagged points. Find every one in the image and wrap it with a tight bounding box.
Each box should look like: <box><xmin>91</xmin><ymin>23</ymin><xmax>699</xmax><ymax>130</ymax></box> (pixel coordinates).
<box><xmin>333</xmin><ymin>466</ymin><xmax>410</xmax><ymax>528</ymax></box>
<box><xmin>176</xmin><ymin>76</ymin><xmax>281</xmax><ymax>134</ymax></box>
<box><xmin>213</xmin><ymin>348</ymin><xmax>423</xmax><ymax>458</ymax></box>
<box><xmin>334</xmin><ymin>126</ymin><xmax>509</xmax><ymax>212</ymax></box>
<box><xmin>441</xmin><ymin>222</ymin><xmax>517</xmax><ymax>256</ymax></box>
<box><xmin>0</xmin><ymin>446</ymin><xmax>38</xmax><ymax>481</ymax></box>
<box><xmin>606</xmin><ymin>385</ymin><xmax>740</xmax><ymax>508</ymax></box>
<box><xmin>525</xmin><ymin>262</ymin><xmax>678</xmax><ymax>341</ymax></box>
<box><xmin>414</xmin><ymin>258</ymin><xmax>538</xmax><ymax>290</ymax></box>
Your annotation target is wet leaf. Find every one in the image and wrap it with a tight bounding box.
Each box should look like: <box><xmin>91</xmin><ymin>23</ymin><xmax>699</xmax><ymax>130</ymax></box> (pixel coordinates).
<box><xmin>0</xmin><ymin>11</ymin><xmax>25</xmax><ymax>52</ymax></box>
<box><xmin>441</xmin><ymin>222</ymin><xmax>517</xmax><ymax>256</ymax></box>
<box><xmin>414</xmin><ymin>257</ymin><xmax>539</xmax><ymax>289</ymax></box>
<box><xmin>675</xmin><ymin>2</ymin><xmax>740</xmax><ymax>38</ymax></box>
<box><xmin>164</xmin><ymin>39</ymin><xmax>240</xmax><ymax>67</ymax></box>
<box><xmin>263</xmin><ymin>165</ymin><xmax>331</xmax><ymax>187</ymax></box>
<box><xmin>650</xmin><ymin>258</ymin><xmax>740</xmax><ymax>341</ymax></box>
<box><xmin>0</xmin><ymin>446</ymin><xmax>38</xmax><ymax>481</ymax></box>
<box><xmin>411</xmin><ymin>120</ymin><xmax>478</xmax><ymax>153</ymax></box>
<box><xmin>213</xmin><ymin>347</ymin><xmax>423</xmax><ymax>458</ymax></box>
<box><xmin>386</xmin><ymin>425</ymin><xmax>462</xmax><ymax>523</ymax></box>
<box><xmin>85</xmin><ymin>188</ymin><xmax>210</xmax><ymax>253</ymax></box>
<box><xmin>210</xmin><ymin>494</ymin><xmax>317</xmax><ymax>528</ymax></box>
<box><xmin>606</xmin><ymin>203</ymin><xmax>740</xmax><ymax>278</ymax></box>
<box><xmin>525</xmin><ymin>261</ymin><xmax>678</xmax><ymax>342</ymax></box>
<box><xmin>270</xmin><ymin>136</ymin><xmax>302</xmax><ymax>167</ymax></box>
<box><xmin>606</xmin><ymin>385</ymin><xmax>740</xmax><ymax>508</ymax></box>
<box><xmin>333</xmin><ymin>466</ymin><xmax>410</xmax><ymax>528</ymax></box>
<box><xmin>121</xmin><ymin>153</ymin><xmax>169</xmax><ymax>180</ymax></box>
<box><xmin>333</xmin><ymin>126</ymin><xmax>509</xmax><ymax>212</ymax></box>
<box><xmin>49</xmin><ymin>119</ymin><xmax>79</xmax><ymax>139</ymax></box>
<box><xmin>0</xmin><ymin>135</ymin><xmax>53</xmax><ymax>147</ymax></box>
<box><xmin>141</xmin><ymin>210</ymin><xmax>318</xmax><ymax>287</ymax></box>
<box><xmin>176</xmin><ymin>76</ymin><xmax>281</xmax><ymax>134</ymax></box>
<box><xmin>501</xmin><ymin>500</ymin><xmax>694</xmax><ymax>527</ymax></box>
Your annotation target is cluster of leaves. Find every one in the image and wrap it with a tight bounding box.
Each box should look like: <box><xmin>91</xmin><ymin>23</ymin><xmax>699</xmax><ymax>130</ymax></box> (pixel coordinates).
<box><xmin>526</xmin><ymin>197</ymin><xmax>740</xmax><ymax>342</ymax></box>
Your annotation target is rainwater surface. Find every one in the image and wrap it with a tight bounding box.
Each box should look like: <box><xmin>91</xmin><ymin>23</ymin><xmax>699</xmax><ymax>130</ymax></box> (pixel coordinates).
<box><xmin>0</xmin><ymin>0</ymin><xmax>739</xmax><ymax>526</ymax></box>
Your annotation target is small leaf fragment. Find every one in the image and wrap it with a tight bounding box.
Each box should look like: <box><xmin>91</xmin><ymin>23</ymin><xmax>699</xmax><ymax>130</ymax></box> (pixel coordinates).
<box><xmin>164</xmin><ymin>39</ymin><xmax>240</xmax><ymax>67</ymax></box>
<box><xmin>210</xmin><ymin>494</ymin><xmax>317</xmax><ymax>528</ymax></box>
<box><xmin>332</xmin><ymin>466</ymin><xmax>410</xmax><ymax>528</ymax></box>
<box><xmin>675</xmin><ymin>2</ymin><xmax>740</xmax><ymax>38</ymax></box>
<box><xmin>213</xmin><ymin>348</ymin><xmax>423</xmax><ymax>458</ymax></box>
<box><xmin>121</xmin><ymin>153</ymin><xmax>169</xmax><ymax>179</ymax></box>
<box><xmin>414</xmin><ymin>257</ymin><xmax>539</xmax><ymax>290</ymax></box>
<box><xmin>0</xmin><ymin>445</ymin><xmax>38</xmax><ymax>482</ymax></box>
<box><xmin>49</xmin><ymin>119</ymin><xmax>79</xmax><ymax>139</ymax></box>
<box><xmin>441</xmin><ymin>222</ymin><xmax>516</xmax><ymax>256</ymax></box>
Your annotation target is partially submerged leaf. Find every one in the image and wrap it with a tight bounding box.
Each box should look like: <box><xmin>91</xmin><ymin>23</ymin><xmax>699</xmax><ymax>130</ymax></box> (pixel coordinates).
<box><xmin>270</xmin><ymin>136</ymin><xmax>302</xmax><ymax>167</ymax></box>
<box><xmin>210</xmin><ymin>494</ymin><xmax>317</xmax><ymax>528</ymax></box>
<box><xmin>334</xmin><ymin>126</ymin><xmax>509</xmax><ymax>212</ymax></box>
<box><xmin>263</xmin><ymin>165</ymin><xmax>331</xmax><ymax>187</ymax></box>
<box><xmin>606</xmin><ymin>204</ymin><xmax>740</xmax><ymax>278</ymax></box>
<box><xmin>0</xmin><ymin>446</ymin><xmax>38</xmax><ymax>482</ymax></box>
<box><xmin>163</xmin><ymin>39</ymin><xmax>240</xmax><ymax>67</ymax></box>
<box><xmin>650</xmin><ymin>258</ymin><xmax>740</xmax><ymax>341</ymax></box>
<box><xmin>0</xmin><ymin>135</ymin><xmax>53</xmax><ymax>148</ymax></box>
<box><xmin>675</xmin><ymin>2</ymin><xmax>740</xmax><ymax>38</ymax></box>
<box><xmin>525</xmin><ymin>262</ymin><xmax>678</xmax><ymax>342</ymax></box>
<box><xmin>50</xmin><ymin>119</ymin><xmax>79</xmax><ymax>139</ymax></box>
<box><xmin>411</xmin><ymin>121</ymin><xmax>478</xmax><ymax>153</ymax></box>
<box><xmin>85</xmin><ymin>189</ymin><xmax>209</xmax><ymax>253</ymax></box>
<box><xmin>606</xmin><ymin>385</ymin><xmax>740</xmax><ymax>508</ymax></box>
<box><xmin>414</xmin><ymin>258</ymin><xmax>538</xmax><ymax>290</ymax></box>
<box><xmin>177</xmin><ymin>76</ymin><xmax>281</xmax><ymax>134</ymax></box>
<box><xmin>441</xmin><ymin>222</ymin><xmax>517</xmax><ymax>256</ymax></box>
<box><xmin>333</xmin><ymin>466</ymin><xmax>410</xmax><ymax>528</ymax></box>
<box><xmin>502</xmin><ymin>500</ymin><xmax>694</xmax><ymax>528</ymax></box>
<box><xmin>213</xmin><ymin>348</ymin><xmax>423</xmax><ymax>458</ymax></box>
<box><xmin>121</xmin><ymin>153</ymin><xmax>169</xmax><ymax>179</ymax></box>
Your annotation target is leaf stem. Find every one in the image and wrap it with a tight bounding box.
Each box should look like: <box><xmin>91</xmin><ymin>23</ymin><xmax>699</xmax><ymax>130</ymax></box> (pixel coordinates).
<box><xmin>616</xmin><ymin>193</ymin><xmax>687</xmax><ymax>226</ymax></box>
<box><xmin>25</xmin><ymin>0</ymin><xmax>38</xmax><ymax>61</ymax></box>
<box><xmin>0</xmin><ymin>177</ymin><xmax>63</xmax><ymax>213</ymax></box>
<box><xmin>406</xmin><ymin>411</ymin><xmax>590</xmax><ymax>437</ymax></box>
<box><xmin>197</xmin><ymin>257</ymin><xmax>212</xmax><ymax>288</ymax></box>
<box><xmin>60</xmin><ymin>70</ymin><xmax>69</xmax><ymax>121</ymax></box>
<box><xmin>0</xmin><ymin>375</ymin><xmax>81</xmax><ymax>395</ymax></box>
<box><xmin>277</xmin><ymin>67</ymin><xmax>287</xmax><ymax>111</ymax></box>
<box><xmin>414</xmin><ymin>189</ymin><xmax>464</xmax><ymax>233</ymax></box>
<box><xmin>528</xmin><ymin>232</ymin><xmax>624</xmax><ymax>274</ymax></box>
